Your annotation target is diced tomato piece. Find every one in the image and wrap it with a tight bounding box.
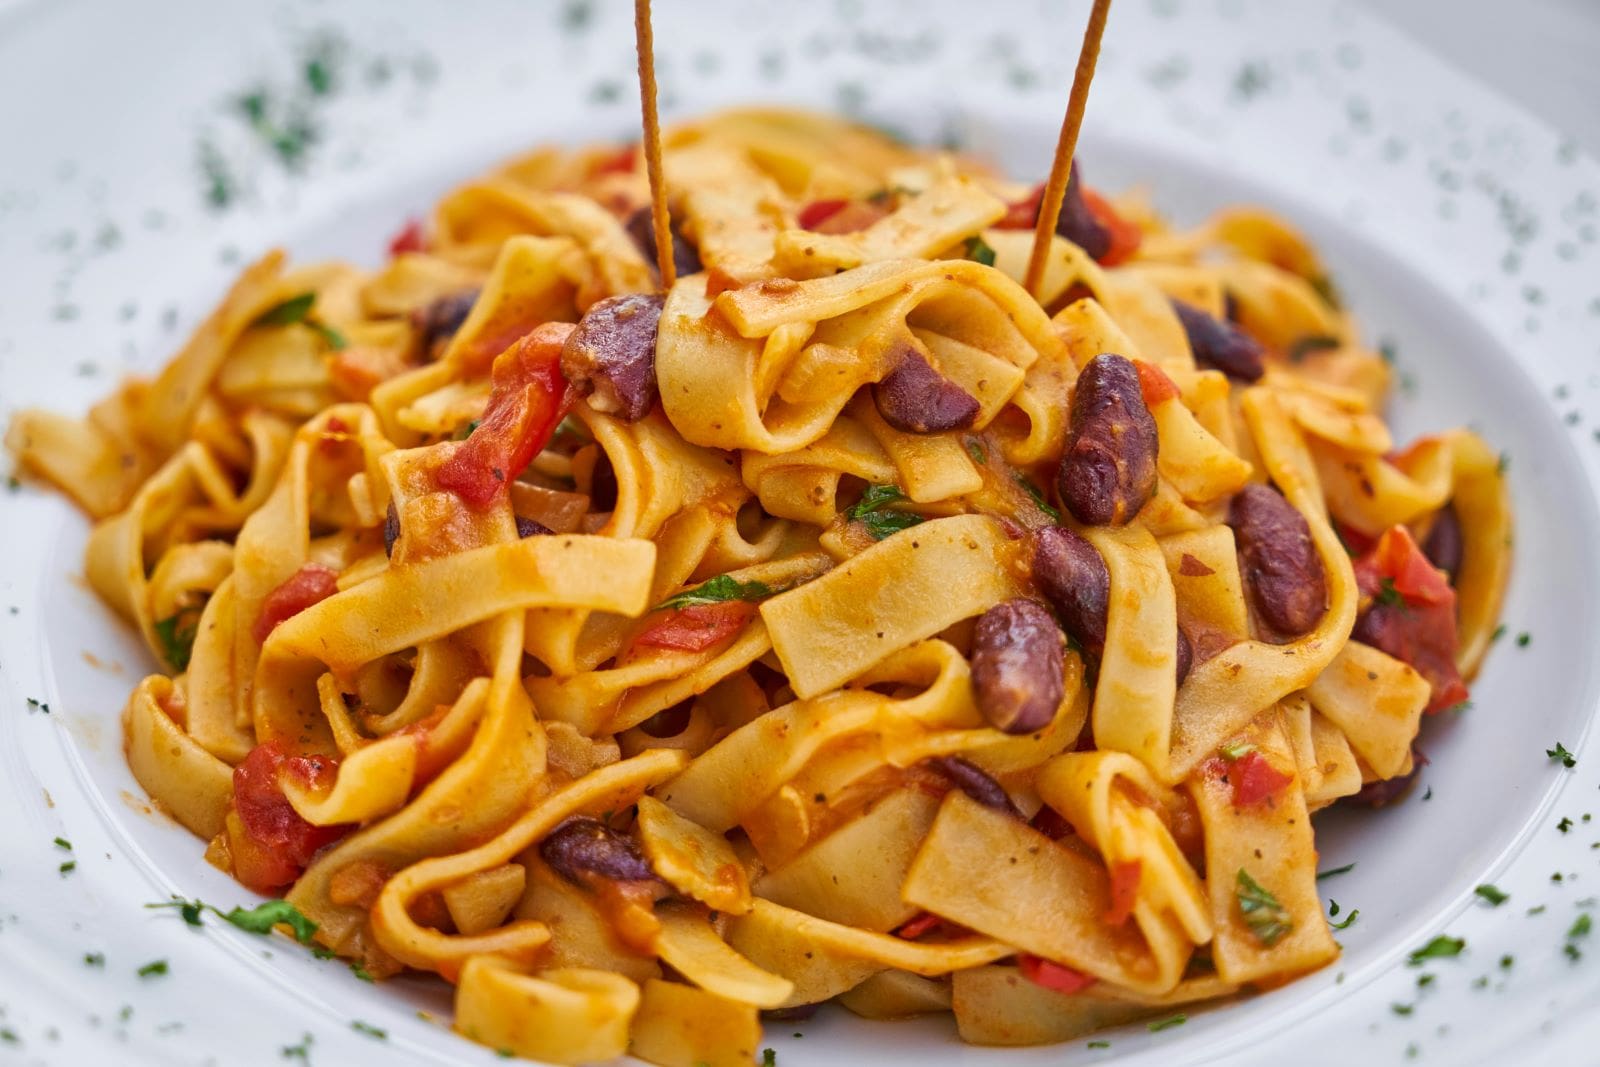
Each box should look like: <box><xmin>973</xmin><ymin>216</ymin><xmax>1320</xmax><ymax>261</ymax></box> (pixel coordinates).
<box><xmin>435</xmin><ymin>322</ymin><xmax>576</xmax><ymax>509</ymax></box>
<box><xmin>997</xmin><ymin>184</ymin><xmax>1044</xmax><ymax>230</ymax></box>
<box><xmin>1017</xmin><ymin>953</ymin><xmax>1096</xmax><ymax>995</ymax></box>
<box><xmin>1082</xmin><ymin>188</ymin><xmax>1142</xmax><ymax>266</ymax></box>
<box><xmin>633</xmin><ymin>601</ymin><xmax>755</xmax><ymax>652</ymax></box>
<box><xmin>1103</xmin><ymin>860</ymin><xmax>1142</xmax><ymax>926</ymax></box>
<box><xmin>231</xmin><ymin>742</ymin><xmax>350</xmax><ymax>892</ymax></box>
<box><xmin>1352</xmin><ymin>525</ymin><xmax>1467</xmax><ymax>712</ymax></box>
<box><xmin>253</xmin><ymin>563</ymin><xmax>340</xmax><ymax>643</ymax></box>
<box><xmin>387</xmin><ymin>218</ymin><xmax>426</xmax><ymax>257</ymax></box>
<box><xmin>798</xmin><ymin>199</ymin><xmax>848</xmax><ymax>230</ymax></box>
<box><xmin>1336</xmin><ymin>522</ymin><xmax>1376</xmax><ymax>556</ymax></box>
<box><xmin>592</xmin><ymin>145</ymin><xmax>638</xmax><ymax>175</ymax></box>
<box><xmin>797</xmin><ymin>198</ymin><xmax>890</xmax><ymax>235</ymax></box>
<box><xmin>895</xmin><ymin>912</ymin><xmax>944</xmax><ymax>940</ymax></box>
<box><xmin>1229</xmin><ymin>750</ymin><xmax>1295</xmax><ymax>807</ymax></box>
<box><xmin>1135</xmin><ymin>360</ymin><xmax>1179</xmax><ymax>407</ymax></box>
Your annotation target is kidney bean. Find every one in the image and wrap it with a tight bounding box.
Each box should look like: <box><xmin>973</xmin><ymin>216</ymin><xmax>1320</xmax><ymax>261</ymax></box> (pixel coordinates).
<box><xmin>540</xmin><ymin>816</ymin><xmax>657</xmax><ymax>885</ymax></box>
<box><xmin>1170</xmin><ymin>298</ymin><xmax>1265</xmax><ymax>382</ymax></box>
<box><xmin>872</xmin><ymin>348</ymin><xmax>980</xmax><ymax>434</ymax></box>
<box><xmin>626</xmin><ymin>205</ymin><xmax>703</xmax><ymax>279</ymax></box>
<box><xmin>383</xmin><ymin>502</ymin><xmax>400</xmax><ymax>558</ymax></box>
<box><xmin>411</xmin><ymin>289</ymin><xmax>480</xmax><ymax>358</ymax></box>
<box><xmin>1031</xmin><ymin>525</ymin><xmax>1109</xmax><ymax>657</ymax></box>
<box><xmin>927</xmin><ymin>756</ymin><xmax>1019</xmax><ymax>816</ymax></box>
<box><xmin>1422</xmin><ymin>503</ymin><xmax>1463</xmax><ymax>584</ymax></box>
<box><xmin>971</xmin><ymin>598</ymin><xmax>1065</xmax><ymax>735</ymax></box>
<box><xmin>516</xmin><ymin>516</ymin><xmax>552</xmax><ymax>538</ymax></box>
<box><xmin>1057</xmin><ymin>353</ymin><xmax>1159</xmax><ymax>526</ymax></box>
<box><xmin>1175</xmin><ymin>625</ymin><xmax>1193</xmax><ymax>686</ymax></box>
<box><xmin>1228</xmin><ymin>483</ymin><xmax>1328</xmax><ymax>636</ymax></box>
<box><xmin>1055</xmin><ymin>160</ymin><xmax>1111</xmax><ymax>261</ymax></box>
<box><xmin>561</xmin><ymin>293</ymin><xmax>665</xmax><ymax>422</ymax></box>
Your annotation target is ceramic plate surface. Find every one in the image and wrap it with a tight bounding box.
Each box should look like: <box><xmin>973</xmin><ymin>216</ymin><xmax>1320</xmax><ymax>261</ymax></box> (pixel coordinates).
<box><xmin>2</xmin><ymin>1</ymin><xmax>1599</xmax><ymax>1064</ymax></box>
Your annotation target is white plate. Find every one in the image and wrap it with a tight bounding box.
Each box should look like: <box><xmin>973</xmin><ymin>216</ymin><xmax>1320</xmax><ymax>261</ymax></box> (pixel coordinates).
<box><xmin>2</xmin><ymin>1</ymin><xmax>1599</xmax><ymax>1064</ymax></box>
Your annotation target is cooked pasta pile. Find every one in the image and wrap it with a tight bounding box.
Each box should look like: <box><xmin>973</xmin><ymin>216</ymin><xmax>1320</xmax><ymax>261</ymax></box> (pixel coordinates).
<box><xmin>6</xmin><ymin>109</ymin><xmax>1512</xmax><ymax>1063</ymax></box>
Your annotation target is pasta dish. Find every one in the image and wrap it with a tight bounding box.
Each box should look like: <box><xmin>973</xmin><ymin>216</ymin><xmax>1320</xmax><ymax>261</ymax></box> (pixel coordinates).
<box><xmin>5</xmin><ymin>109</ymin><xmax>1512</xmax><ymax>1063</ymax></box>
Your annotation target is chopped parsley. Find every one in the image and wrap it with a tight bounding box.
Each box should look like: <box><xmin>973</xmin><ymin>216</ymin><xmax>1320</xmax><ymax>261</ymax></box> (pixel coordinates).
<box><xmin>1391</xmin><ymin>1002</ymin><xmax>1414</xmax><ymax>1017</ymax></box>
<box><xmin>153</xmin><ymin>608</ymin><xmax>203</xmax><ymax>672</ymax></box>
<box><xmin>964</xmin><ymin>437</ymin><xmax>987</xmax><ymax>465</ymax></box>
<box><xmin>253</xmin><ymin>292</ymin><xmax>316</xmax><ymax>327</ymax></box>
<box><xmin>846</xmin><ymin>484</ymin><xmax>923</xmax><ymax>540</ymax></box>
<box><xmin>1407</xmin><ymin>935</ymin><xmax>1465</xmax><ymax>966</ymax></box>
<box><xmin>147</xmin><ymin>897</ymin><xmax>318</xmax><ymax>945</ymax></box>
<box><xmin>1500</xmin><ymin>954</ymin><xmax>1515</xmax><ymax>970</ymax></box>
<box><xmin>1087</xmin><ymin>1040</ymin><xmax>1111</xmax><ymax>1049</ymax></box>
<box><xmin>655</xmin><ymin>574</ymin><xmax>777</xmax><ymax>611</ymax></box>
<box><xmin>1221</xmin><ymin>741</ymin><xmax>1258</xmax><ymax>761</ymax></box>
<box><xmin>964</xmin><ymin>235</ymin><xmax>998</xmax><ymax>267</ymax></box>
<box><xmin>1287</xmin><ymin>334</ymin><xmax>1341</xmax><ymax>363</ymax></box>
<box><xmin>1147</xmin><ymin>1013</ymin><xmax>1186</xmax><ymax>1032</ymax></box>
<box><xmin>1516</xmin><ymin>631</ymin><xmax>1531</xmax><ymax>647</ymax></box>
<box><xmin>59</xmin><ymin>861</ymin><xmax>76</xmax><ymax>875</ymax></box>
<box><xmin>1492</xmin><ymin>623</ymin><xmax>1507</xmax><ymax>643</ymax></box>
<box><xmin>281</xmin><ymin>1033</ymin><xmax>314</xmax><ymax>1061</ymax></box>
<box><xmin>53</xmin><ymin>836</ymin><xmax>72</xmax><ymax>851</ymax></box>
<box><xmin>1375</xmin><ymin>577</ymin><xmax>1408</xmax><ymax>610</ymax></box>
<box><xmin>762</xmin><ymin>1050</ymin><xmax>778</xmax><ymax>1067</ymax></box>
<box><xmin>1316</xmin><ymin>863</ymin><xmax>1356</xmax><ymax>881</ymax></box>
<box><xmin>1474</xmin><ymin>884</ymin><xmax>1509</xmax><ymax>906</ymax></box>
<box><xmin>25</xmin><ymin>697</ymin><xmax>50</xmax><ymax>714</ymax></box>
<box><xmin>84</xmin><ymin>952</ymin><xmax>105</xmax><ymax>967</ymax></box>
<box><xmin>137</xmin><ymin>959</ymin><xmax>169</xmax><ymax>978</ymax></box>
<box><xmin>1012</xmin><ymin>473</ymin><xmax>1061</xmax><ymax>521</ymax></box>
<box><xmin>251</xmin><ymin>291</ymin><xmax>345</xmax><ymax>349</ymax></box>
<box><xmin>1310</xmin><ymin>274</ymin><xmax>1342</xmax><ymax>309</ymax></box>
<box><xmin>351</xmin><ymin>1020</ymin><xmax>387</xmax><ymax>1040</ymax></box>
<box><xmin>350</xmin><ymin>960</ymin><xmax>375</xmax><ymax>982</ymax></box>
<box><xmin>453</xmin><ymin>419</ymin><xmax>481</xmax><ymax>441</ymax></box>
<box><xmin>1548</xmin><ymin>742</ymin><xmax>1577</xmax><ymax>769</ymax></box>
<box><xmin>1330</xmin><ymin>905</ymin><xmax>1359</xmax><ymax>930</ymax></box>
<box><xmin>1236</xmin><ymin>869</ymin><xmax>1292</xmax><ymax>946</ymax></box>
<box><xmin>1559</xmin><ymin>817</ymin><xmax>1574</xmax><ymax>833</ymax></box>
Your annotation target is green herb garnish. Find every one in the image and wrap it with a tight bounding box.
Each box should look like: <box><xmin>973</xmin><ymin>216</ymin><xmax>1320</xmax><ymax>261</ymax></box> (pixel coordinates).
<box><xmin>965</xmin><ymin>437</ymin><xmax>987</xmax><ymax>465</ymax></box>
<box><xmin>654</xmin><ymin>574</ymin><xmax>777</xmax><ymax>612</ymax></box>
<box><xmin>846</xmin><ymin>484</ymin><xmax>924</xmax><ymax>540</ymax></box>
<box><xmin>253</xmin><ymin>292</ymin><xmax>316</xmax><ymax>327</ymax></box>
<box><xmin>1287</xmin><ymin>334</ymin><xmax>1341</xmax><ymax>363</ymax></box>
<box><xmin>153</xmin><ymin>607</ymin><xmax>203</xmax><ymax>672</ymax></box>
<box><xmin>1012</xmin><ymin>473</ymin><xmax>1061</xmax><ymax>522</ymax></box>
<box><xmin>1310</xmin><ymin>274</ymin><xmax>1342</xmax><ymax>309</ymax></box>
<box><xmin>1236</xmin><ymin>869</ymin><xmax>1292</xmax><ymax>946</ymax></box>
<box><xmin>1330</xmin><ymin>907</ymin><xmax>1359</xmax><ymax>930</ymax></box>
<box><xmin>1407</xmin><ymin>934</ymin><xmax>1465</xmax><ymax>966</ymax></box>
<box><xmin>1316</xmin><ymin>863</ymin><xmax>1356</xmax><ymax>881</ymax></box>
<box><xmin>1474</xmin><ymin>884</ymin><xmax>1509</xmax><ymax>906</ymax></box>
<box><xmin>84</xmin><ymin>952</ymin><xmax>105</xmax><ymax>967</ymax></box>
<box><xmin>1375</xmin><ymin>577</ymin><xmax>1408</xmax><ymax>610</ymax></box>
<box><xmin>964</xmin><ymin>235</ymin><xmax>997</xmax><ymax>267</ymax></box>
<box><xmin>1548</xmin><ymin>742</ymin><xmax>1576</xmax><ymax>769</ymax></box>
<box><xmin>147</xmin><ymin>897</ymin><xmax>318</xmax><ymax>945</ymax></box>
<box><xmin>1147</xmin><ymin>1014</ymin><xmax>1186</xmax><ymax>1032</ymax></box>
<box><xmin>762</xmin><ymin>1050</ymin><xmax>778</xmax><ymax>1067</ymax></box>
<box><xmin>1221</xmin><ymin>742</ymin><xmax>1257</xmax><ymax>761</ymax></box>
<box><xmin>351</xmin><ymin>1021</ymin><xmax>387</xmax><ymax>1040</ymax></box>
<box><xmin>137</xmin><ymin>959</ymin><xmax>169</xmax><ymax>978</ymax></box>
